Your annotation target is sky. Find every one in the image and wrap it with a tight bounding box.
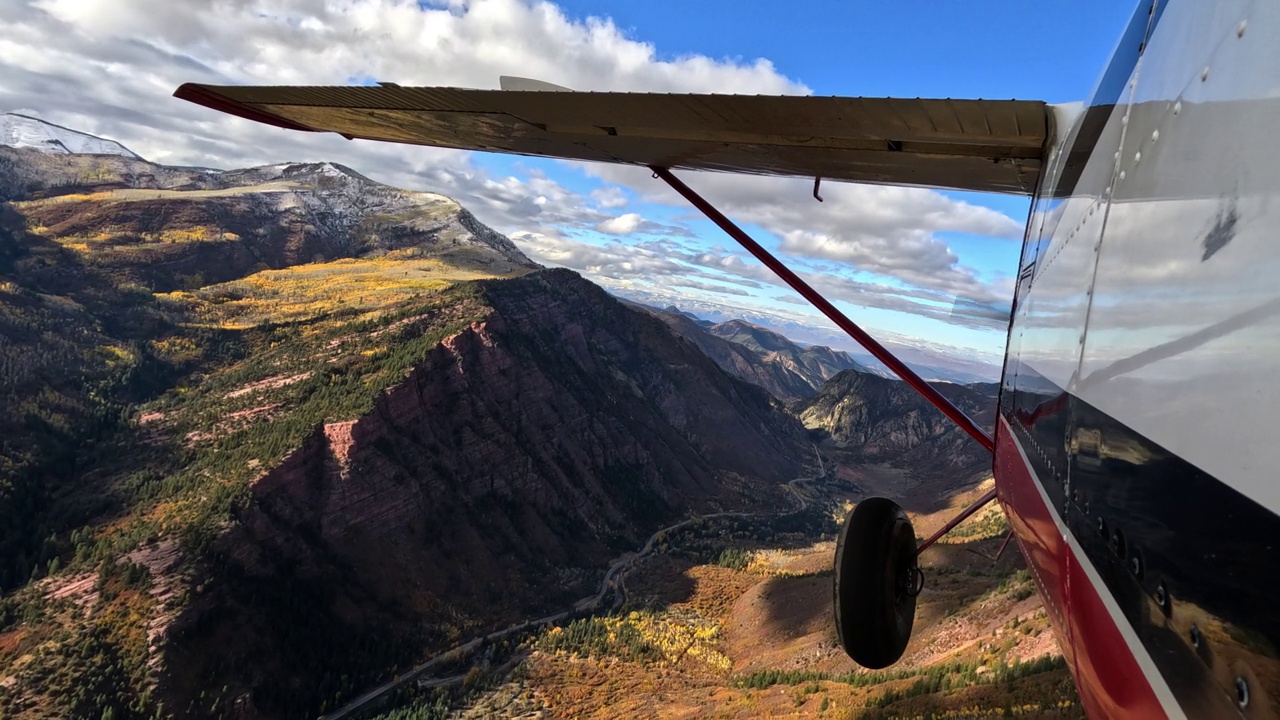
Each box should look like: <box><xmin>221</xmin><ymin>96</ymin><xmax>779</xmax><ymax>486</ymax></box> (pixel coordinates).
<box><xmin>0</xmin><ymin>0</ymin><xmax>1139</xmax><ymax>374</ymax></box>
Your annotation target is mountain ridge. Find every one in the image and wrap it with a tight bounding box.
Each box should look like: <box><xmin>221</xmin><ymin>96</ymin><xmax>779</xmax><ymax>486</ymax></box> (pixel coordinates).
<box><xmin>160</xmin><ymin>269</ymin><xmax>806</xmax><ymax>716</ymax></box>
<box><xmin>645</xmin><ymin>306</ymin><xmax>865</xmax><ymax>402</ymax></box>
<box><xmin>1</xmin><ymin>113</ymin><xmax>141</xmax><ymax>159</ymax></box>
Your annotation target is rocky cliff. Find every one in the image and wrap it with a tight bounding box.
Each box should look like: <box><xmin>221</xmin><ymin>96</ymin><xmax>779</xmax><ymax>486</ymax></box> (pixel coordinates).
<box><xmin>151</xmin><ymin>269</ymin><xmax>806</xmax><ymax>717</ymax></box>
<box><xmin>796</xmin><ymin>369</ymin><xmax>995</xmax><ymax>479</ymax></box>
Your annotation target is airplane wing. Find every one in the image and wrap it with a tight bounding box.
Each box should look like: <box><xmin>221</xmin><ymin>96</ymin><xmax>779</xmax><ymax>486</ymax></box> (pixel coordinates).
<box><xmin>175</xmin><ymin>83</ymin><xmax>1049</xmax><ymax>195</ymax></box>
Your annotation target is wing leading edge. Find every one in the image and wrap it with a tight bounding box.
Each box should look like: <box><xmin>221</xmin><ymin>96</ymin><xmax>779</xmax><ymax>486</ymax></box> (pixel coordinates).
<box><xmin>174</xmin><ymin>83</ymin><xmax>1049</xmax><ymax>195</ymax></box>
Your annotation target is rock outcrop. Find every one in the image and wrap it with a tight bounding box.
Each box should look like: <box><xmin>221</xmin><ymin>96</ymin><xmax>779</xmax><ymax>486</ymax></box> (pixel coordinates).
<box><xmin>796</xmin><ymin>369</ymin><xmax>995</xmax><ymax>479</ymax></box>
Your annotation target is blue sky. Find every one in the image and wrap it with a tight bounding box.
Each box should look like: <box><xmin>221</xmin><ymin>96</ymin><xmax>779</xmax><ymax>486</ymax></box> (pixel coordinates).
<box><xmin>456</xmin><ymin>0</ymin><xmax>1138</xmax><ymax>369</ymax></box>
<box><xmin>551</xmin><ymin>1</ymin><xmax>1133</xmax><ymax>102</ymax></box>
<box><xmin>4</xmin><ymin>0</ymin><xmax>1141</xmax><ymax>375</ymax></box>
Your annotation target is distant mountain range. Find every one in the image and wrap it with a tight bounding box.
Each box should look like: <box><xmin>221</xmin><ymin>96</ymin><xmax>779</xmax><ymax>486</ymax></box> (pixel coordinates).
<box><xmin>635</xmin><ymin>298</ymin><xmax>997</xmax><ymax>478</ymax></box>
<box><xmin>635</xmin><ymin>304</ymin><xmax>869</xmax><ymax>402</ymax></box>
<box><xmin>613</xmin><ymin>288</ymin><xmax>1002</xmax><ymax>384</ymax></box>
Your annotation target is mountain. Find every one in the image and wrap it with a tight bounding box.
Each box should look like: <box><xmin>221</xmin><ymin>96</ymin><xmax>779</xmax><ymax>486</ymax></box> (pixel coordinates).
<box><xmin>0</xmin><ymin>150</ymin><xmax>531</xmax><ymax>285</ymax></box>
<box><xmin>607</xmin><ymin>287</ymin><xmax>1001</xmax><ymax>383</ymax></box>
<box><xmin>662</xmin><ymin>305</ymin><xmax>713</xmax><ymax>328</ymax></box>
<box><xmin>646</xmin><ymin>308</ymin><xmax>820</xmax><ymax>401</ymax></box>
<box><xmin>0</xmin><ymin>144</ymin><xmax>538</xmax><ymax>547</ymax></box>
<box><xmin>0</xmin><ymin>113</ymin><xmax>141</xmax><ymax>159</ymax></box>
<box><xmin>708</xmin><ymin>319</ymin><xmax>865</xmax><ymax>385</ymax></box>
<box><xmin>796</xmin><ymin>369</ymin><xmax>996</xmax><ymax>479</ymax></box>
<box><xmin>0</xmin><ymin>141</ymin><xmax>806</xmax><ymax>719</ymax></box>
<box><xmin>647</xmin><ymin>309</ymin><xmax>864</xmax><ymax>402</ymax></box>
<box><xmin>154</xmin><ymin>269</ymin><xmax>806</xmax><ymax>718</ymax></box>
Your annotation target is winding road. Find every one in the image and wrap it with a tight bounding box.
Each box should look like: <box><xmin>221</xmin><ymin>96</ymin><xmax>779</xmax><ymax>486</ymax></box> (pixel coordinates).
<box><xmin>319</xmin><ymin>477</ymin><xmax>815</xmax><ymax>720</ymax></box>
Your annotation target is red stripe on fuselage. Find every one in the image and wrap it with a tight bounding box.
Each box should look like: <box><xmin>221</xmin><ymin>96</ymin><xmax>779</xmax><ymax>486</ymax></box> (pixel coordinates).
<box><xmin>994</xmin><ymin>415</ymin><xmax>1170</xmax><ymax>720</ymax></box>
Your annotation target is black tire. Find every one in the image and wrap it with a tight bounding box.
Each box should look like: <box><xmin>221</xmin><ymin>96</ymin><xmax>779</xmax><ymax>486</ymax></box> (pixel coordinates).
<box><xmin>833</xmin><ymin>496</ymin><xmax>919</xmax><ymax>669</ymax></box>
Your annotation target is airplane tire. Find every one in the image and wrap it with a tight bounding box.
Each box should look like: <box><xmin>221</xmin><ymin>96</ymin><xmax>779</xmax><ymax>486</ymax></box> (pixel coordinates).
<box><xmin>833</xmin><ymin>496</ymin><xmax>919</xmax><ymax>669</ymax></box>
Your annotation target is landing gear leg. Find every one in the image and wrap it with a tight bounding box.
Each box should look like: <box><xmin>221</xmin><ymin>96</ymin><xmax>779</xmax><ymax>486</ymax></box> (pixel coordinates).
<box><xmin>833</xmin><ymin>497</ymin><xmax>922</xmax><ymax>669</ymax></box>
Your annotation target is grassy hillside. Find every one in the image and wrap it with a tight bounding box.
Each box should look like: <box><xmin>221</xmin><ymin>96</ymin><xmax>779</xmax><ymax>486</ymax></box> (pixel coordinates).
<box><xmin>0</xmin><ymin>223</ymin><xmax>507</xmax><ymax>718</ymax></box>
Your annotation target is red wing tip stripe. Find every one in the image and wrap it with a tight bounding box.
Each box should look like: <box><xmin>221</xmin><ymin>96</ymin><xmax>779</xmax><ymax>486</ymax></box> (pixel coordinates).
<box><xmin>173</xmin><ymin>83</ymin><xmax>317</xmax><ymax>133</ymax></box>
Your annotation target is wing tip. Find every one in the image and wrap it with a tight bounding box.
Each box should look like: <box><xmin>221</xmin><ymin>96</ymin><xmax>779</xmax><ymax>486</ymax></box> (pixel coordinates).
<box><xmin>173</xmin><ymin>83</ymin><xmax>318</xmax><ymax>133</ymax></box>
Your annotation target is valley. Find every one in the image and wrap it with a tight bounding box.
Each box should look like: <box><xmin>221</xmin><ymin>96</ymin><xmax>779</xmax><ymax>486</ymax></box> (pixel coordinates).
<box><xmin>0</xmin><ymin>134</ymin><xmax>805</xmax><ymax>719</ymax></box>
<box><xmin>362</xmin><ymin>466</ymin><xmax>1081</xmax><ymax>720</ymax></box>
<box><xmin>0</xmin><ymin>119</ymin><xmax>1072</xmax><ymax>720</ymax></box>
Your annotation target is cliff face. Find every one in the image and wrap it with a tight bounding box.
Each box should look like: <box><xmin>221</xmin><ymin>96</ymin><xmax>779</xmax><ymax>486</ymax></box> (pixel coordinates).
<box><xmin>163</xmin><ymin>270</ymin><xmax>807</xmax><ymax>717</ymax></box>
<box><xmin>796</xmin><ymin>369</ymin><xmax>995</xmax><ymax>478</ymax></box>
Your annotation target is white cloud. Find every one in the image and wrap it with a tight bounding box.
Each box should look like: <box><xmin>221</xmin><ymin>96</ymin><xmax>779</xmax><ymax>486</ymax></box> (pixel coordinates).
<box><xmin>590</xmin><ymin>186</ymin><xmax>628</xmax><ymax>209</ymax></box>
<box><xmin>1</xmin><ymin>0</ymin><xmax>1018</xmax><ymax>355</ymax></box>
<box><xmin>511</xmin><ymin>233</ymin><xmax>687</xmax><ymax>279</ymax></box>
<box><xmin>583</xmin><ymin>164</ymin><xmax>1022</xmax><ymax>302</ymax></box>
<box><xmin>7</xmin><ymin>0</ymin><xmax>804</xmax><ymax>175</ymax></box>
<box><xmin>596</xmin><ymin>212</ymin><xmax>642</xmax><ymax>235</ymax></box>
<box><xmin>666</xmin><ymin>279</ymin><xmax>751</xmax><ymax>297</ymax></box>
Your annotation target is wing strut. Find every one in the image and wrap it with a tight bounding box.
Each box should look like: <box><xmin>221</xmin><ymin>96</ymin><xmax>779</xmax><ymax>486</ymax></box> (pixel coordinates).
<box><xmin>649</xmin><ymin>167</ymin><xmax>998</xmax><ymax>555</ymax></box>
<box><xmin>650</xmin><ymin>167</ymin><xmax>996</xmax><ymax>455</ymax></box>
<box><xmin>914</xmin><ymin>488</ymin><xmax>998</xmax><ymax>554</ymax></box>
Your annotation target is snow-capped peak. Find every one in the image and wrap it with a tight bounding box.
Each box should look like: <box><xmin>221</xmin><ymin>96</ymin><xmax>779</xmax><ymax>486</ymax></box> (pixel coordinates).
<box><xmin>0</xmin><ymin>113</ymin><xmax>142</xmax><ymax>159</ymax></box>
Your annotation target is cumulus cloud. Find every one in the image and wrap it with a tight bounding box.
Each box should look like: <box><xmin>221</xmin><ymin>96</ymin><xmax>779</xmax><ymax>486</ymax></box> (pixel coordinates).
<box><xmin>584</xmin><ymin>164</ymin><xmax>1021</xmax><ymax>302</ymax></box>
<box><xmin>596</xmin><ymin>213</ymin><xmax>641</xmax><ymax>234</ymax></box>
<box><xmin>510</xmin><ymin>233</ymin><xmax>688</xmax><ymax>279</ymax></box>
<box><xmin>5</xmin><ymin>0</ymin><xmax>804</xmax><ymax>172</ymax></box>
<box><xmin>592</xmin><ymin>211</ymin><xmax>691</xmax><ymax>237</ymax></box>
<box><xmin>1</xmin><ymin>0</ymin><xmax>1018</xmax><ymax>353</ymax></box>
<box><xmin>666</xmin><ymin>279</ymin><xmax>751</xmax><ymax>297</ymax></box>
<box><xmin>512</xmin><ymin>234</ymin><xmax>1009</xmax><ymax>331</ymax></box>
<box><xmin>590</xmin><ymin>186</ymin><xmax>628</xmax><ymax>209</ymax></box>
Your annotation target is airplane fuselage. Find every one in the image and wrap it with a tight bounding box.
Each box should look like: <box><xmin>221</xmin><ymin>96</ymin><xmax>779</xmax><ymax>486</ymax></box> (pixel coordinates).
<box><xmin>995</xmin><ymin>2</ymin><xmax>1280</xmax><ymax>717</ymax></box>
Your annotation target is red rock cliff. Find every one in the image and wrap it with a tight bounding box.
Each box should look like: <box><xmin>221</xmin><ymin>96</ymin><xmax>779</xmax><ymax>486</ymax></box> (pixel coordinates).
<box><xmin>163</xmin><ymin>269</ymin><xmax>806</xmax><ymax>717</ymax></box>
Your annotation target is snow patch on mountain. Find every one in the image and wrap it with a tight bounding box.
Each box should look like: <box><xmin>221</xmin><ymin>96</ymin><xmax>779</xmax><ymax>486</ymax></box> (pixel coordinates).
<box><xmin>0</xmin><ymin>113</ymin><xmax>141</xmax><ymax>159</ymax></box>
